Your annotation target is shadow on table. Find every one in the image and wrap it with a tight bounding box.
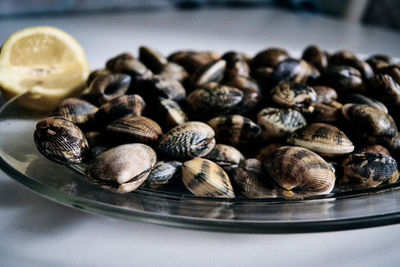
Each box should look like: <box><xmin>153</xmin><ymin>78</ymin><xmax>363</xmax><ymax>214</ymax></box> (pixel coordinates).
<box><xmin>0</xmin><ymin>177</ymin><xmax>88</xmax><ymax>235</ymax></box>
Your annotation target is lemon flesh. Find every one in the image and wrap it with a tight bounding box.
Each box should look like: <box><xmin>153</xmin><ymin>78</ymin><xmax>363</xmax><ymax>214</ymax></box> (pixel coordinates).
<box><xmin>0</xmin><ymin>26</ymin><xmax>90</xmax><ymax>111</ymax></box>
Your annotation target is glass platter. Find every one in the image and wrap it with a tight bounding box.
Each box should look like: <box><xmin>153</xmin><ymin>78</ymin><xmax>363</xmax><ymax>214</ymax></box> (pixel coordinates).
<box><xmin>2</xmin><ymin>93</ymin><xmax>400</xmax><ymax>233</ymax></box>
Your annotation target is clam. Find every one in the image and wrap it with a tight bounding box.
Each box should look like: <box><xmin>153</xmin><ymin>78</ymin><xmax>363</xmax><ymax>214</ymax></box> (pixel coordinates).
<box><xmin>190</xmin><ymin>59</ymin><xmax>226</xmax><ymax>88</ymax></box>
<box><xmin>142</xmin><ymin>161</ymin><xmax>182</xmax><ymax>189</ymax></box>
<box><xmin>106</xmin><ymin>52</ymin><xmax>152</xmax><ymax>80</ymax></box>
<box><xmin>86</xmin><ymin>69</ymin><xmax>111</xmax><ymax>87</ymax></box>
<box><xmin>222</xmin><ymin>51</ymin><xmax>250</xmax><ymax>78</ymax></box>
<box><xmin>310</xmin><ymin>100</ymin><xmax>343</xmax><ymax>123</ymax></box>
<box><xmin>340</xmin><ymin>104</ymin><xmax>397</xmax><ymax>143</ymax></box>
<box><xmin>84</xmin><ymin>73</ymin><xmax>131</xmax><ymax>106</ymax></box>
<box><xmin>273</xmin><ymin>59</ymin><xmax>319</xmax><ymax>84</ymax></box>
<box><xmin>157</xmin><ymin>121</ymin><xmax>216</xmax><ymax>160</ymax></box>
<box><xmin>207</xmin><ymin>115</ymin><xmax>261</xmax><ymax>146</ymax></box>
<box><xmin>339</xmin><ymin>152</ymin><xmax>398</xmax><ymax>190</ymax></box>
<box><xmin>255</xmin><ymin>143</ymin><xmax>284</xmax><ymax>162</ymax></box>
<box><xmin>157</xmin><ymin>97</ymin><xmax>188</xmax><ymax>128</ymax></box>
<box><xmin>301</xmin><ymin>45</ymin><xmax>328</xmax><ymax>72</ymax></box>
<box><xmin>160</xmin><ymin>62</ymin><xmax>188</xmax><ymax>82</ymax></box>
<box><xmin>182</xmin><ymin>158</ymin><xmax>235</xmax><ymax>198</ymax></box>
<box><xmin>93</xmin><ymin>94</ymin><xmax>146</xmax><ymax>128</ymax></box>
<box><xmin>34</xmin><ymin>117</ymin><xmax>89</xmax><ymax>164</ymax></box>
<box><xmin>264</xmin><ymin>146</ymin><xmax>336</xmax><ymax>197</ymax></box>
<box><xmin>355</xmin><ymin>145</ymin><xmax>390</xmax><ymax>155</ymax></box>
<box><xmin>204</xmin><ymin>144</ymin><xmax>245</xmax><ymax>171</ymax></box>
<box><xmin>139</xmin><ymin>75</ymin><xmax>186</xmax><ymax>103</ymax></box>
<box><xmin>312</xmin><ymin>85</ymin><xmax>337</xmax><ymax>103</ymax></box>
<box><xmin>231</xmin><ymin>158</ymin><xmax>277</xmax><ymax>198</ymax></box>
<box><xmin>251</xmin><ymin>48</ymin><xmax>289</xmax><ymax>68</ymax></box>
<box><xmin>342</xmin><ymin>93</ymin><xmax>388</xmax><ymax>114</ymax></box>
<box><xmin>368</xmin><ymin>73</ymin><xmax>400</xmax><ymax>105</ymax></box>
<box><xmin>186</xmin><ymin>82</ymin><xmax>243</xmax><ymax>119</ymax></box>
<box><xmin>319</xmin><ymin>65</ymin><xmax>364</xmax><ymax>94</ymax></box>
<box><xmin>271</xmin><ymin>82</ymin><xmax>317</xmax><ymax>114</ymax></box>
<box><xmin>107</xmin><ymin>115</ymin><xmax>162</xmax><ymax>144</ymax></box>
<box><xmin>85</xmin><ymin>144</ymin><xmax>157</xmax><ymax>193</ymax></box>
<box><xmin>168</xmin><ymin>50</ymin><xmax>221</xmax><ymax>74</ymax></box>
<box><xmin>287</xmin><ymin>123</ymin><xmax>354</xmax><ymax>157</ymax></box>
<box><xmin>257</xmin><ymin>107</ymin><xmax>306</xmax><ymax>142</ymax></box>
<box><xmin>139</xmin><ymin>45</ymin><xmax>168</xmax><ymax>74</ymax></box>
<box><xmin>51</xmin><ymin>98</ymin><xmax>98</xmax><ymax>126</ymax></box>
<box><xmin>328</xmin><ymin>50</ymin><xmax>374</xmax><ymax>79</ymax></box>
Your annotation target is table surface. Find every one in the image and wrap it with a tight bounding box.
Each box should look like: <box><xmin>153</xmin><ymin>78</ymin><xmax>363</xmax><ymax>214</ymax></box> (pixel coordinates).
<box><xmin>1</xmin><ymin>7</ymin><xmax>400</xmax><ymax>267</ymax></box>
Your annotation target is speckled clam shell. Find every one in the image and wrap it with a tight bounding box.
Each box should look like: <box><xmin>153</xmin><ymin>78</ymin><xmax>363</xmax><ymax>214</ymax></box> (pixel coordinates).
<box><xmin>204</xmin><ymin>144</ymin><xmax>245</xmax><ymax>170</ymax></box>
<box><xmin>257</xmin><ymin>107</ymin><xmax>306</xmax><ymax>142</ymax></box>
<box><xmin>157</xmin><ymin>121</ymin><xmax>215</xmax><ymax>160</ymax></box>
<box><xmin>142</xmin><ymin>161</ymin><xmax>182</xmax><ymax>190</ymax></box>
<box><xmin>85</xmin><ymin>144</ymin><xmax>157</xmax><ymax>193</ymax></box>
<box><xmin>231</xmin><ymin>158</ymin><xmax>277</xmax><ymax>198</ymax></box>
<box><xmin>186</xmin><ymin>82</ymin><xmax>243</xmax><ymax>119</ymax></box>
<box><xmin>271</xmin><ymin>82</ymin><xmax>317</xmax><ymax>113</ymax></box>
<box><xmin>34</xmin><ymin>117</ymin><xmax>89</xmax><ymax>164</ymax></box>
<box><xmin>287</xmin><ymin>123</ymin><xmax>354</xmax><ymax>157</ymax></box>
<box><xmin>207</xmin><ymin>115</ymin><xmax>261</xmax><ymax>146</ymax></box>
<box><xmin>107</xmin><ymin>115</ymin><xmax>162</xmax><ymax>144</ymax></box>
<box><xmin>264</xmin><ymin>146</ymin><xmax>335</xmax><ymax>196</ymax></box>
<box><xmin>340</xmin><ymin>104</ymin><xmax>397</xmax><ymax>141</ymax></box>
<box><xmin>51</xmin><ymin>98</ymin><xmax>98</xmax><ymax>126</ymax></box>
<box><xmin>93</xmin><ymin>94</ymin><xmax>146</xmax><ymax>128</ymax></box>
<box><xmin>182</xmin><ymin>158</ymin><xmax>235</xmax><ymax>198</ymax></box>
<box><xmin>339</xmin><ymin>152</ymin><xmax>398</xmax><ymax>190</ymax></box>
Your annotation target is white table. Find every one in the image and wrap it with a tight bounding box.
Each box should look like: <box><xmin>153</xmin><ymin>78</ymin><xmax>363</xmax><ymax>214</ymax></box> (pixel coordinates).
<box><xmin>1</xmin><ymin>8</ymin><xmax>400</xmax><ymax>266</ymax></box>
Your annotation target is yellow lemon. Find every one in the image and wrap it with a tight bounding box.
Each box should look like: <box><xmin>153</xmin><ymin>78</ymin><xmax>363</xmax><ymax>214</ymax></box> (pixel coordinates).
<box><xmin>0</xmin><ymin>26</ymin><xmax>90</xmax><ymax>111</ymax></box>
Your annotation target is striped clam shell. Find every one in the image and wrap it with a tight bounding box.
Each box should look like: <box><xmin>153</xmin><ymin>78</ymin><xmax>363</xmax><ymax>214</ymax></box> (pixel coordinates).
<box><xmin>287</xmin><ymin>123</ymin><xmax>354</xmax><ymax>157</ymax></box>
<box><xmin>231</xmin><ymin>158</ymin><xmax>277</xmax><ymax>198</ymax></box>
<box><xmin>207</xmin><ymin>114</ymin><xmax>261</xmax><ymax>146</ymax></box>
<box><xmin>182</xmin><ymin>158</ymin><xmax>235</xmax><ymax>198</ymax></box>
<box><xmin>107</xmin><ymin>115</ymin><xmax>162</xmax><ymax>144</ymax></box>
<box><xmin>264</xmin><ymin>146</ymin><xmax>335</xmax><ymax>196</ymax></box>
<box><xmin>142</xmin><ymin>161</ymin><xmax>182</xmax><ymax>190</ymax></box>
<box><xmin>157</xmin><ymin>121</ymin><xmax>216</xmax><ymax>160</ymax></box>
<box><xmin>271</xmin><ymin>82</ymin><xmax>317</xmax><ymax>113</ymax></box>
<box><xmin>158</xmin><ymin>97</ymin><xmax>188</xmax><ymax>128</ymax></box>
<box><xmin>339</xmin><ymin>152</ymin><xmax>398</xmax><ymax>190</ymax></box>
<box><xmin>51</xmin><ymin>98</ymin><xmax>98</xmax><ymax>126</ymax></box>
<box><xmin>34</xmin><ymin>117</ymin><xmax>89</xmax><ymax>164</ymax></box>
<box><xmin>93</xmin><ymin>94</ymin><xmax>146</xmax><ymax>128</ymax></box>
<box><xmin>204</xmin><ymin>144</ymin><xmax>244</xmax><ymax>170</ymax></box>
<box><xmin>257</xmin><ymin>107</ymin><xmax>306</xmax><ymax>142</ymax></box>
<box><xmin>85</xmin><ymin>144</ymin><xmax>157</xmax><ymax>193</ymax></box>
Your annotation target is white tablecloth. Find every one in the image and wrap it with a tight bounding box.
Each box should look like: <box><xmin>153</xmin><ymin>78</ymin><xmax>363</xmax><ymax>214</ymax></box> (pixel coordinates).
<box><xmin>1</xmin><ymin>8</ymin><xmax>400</xmax><ymax>266</ymax></box>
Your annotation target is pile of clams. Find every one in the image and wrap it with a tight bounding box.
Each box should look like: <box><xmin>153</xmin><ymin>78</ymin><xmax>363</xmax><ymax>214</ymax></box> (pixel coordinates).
<box><xmin>34</xmin><ymin>45</ymin><xmax>400</xmax><ymax>199</ymax></box>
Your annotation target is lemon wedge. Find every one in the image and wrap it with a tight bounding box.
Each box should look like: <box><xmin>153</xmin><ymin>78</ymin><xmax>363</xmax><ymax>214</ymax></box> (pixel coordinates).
<box><xmin>0</xmin><ymin>26</ymin><xmax>90</xmax><ymax>111</ymax></box>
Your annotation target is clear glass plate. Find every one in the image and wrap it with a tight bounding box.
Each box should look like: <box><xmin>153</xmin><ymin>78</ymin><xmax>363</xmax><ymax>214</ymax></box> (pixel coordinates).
<box><xmin>2</xmin><ymin>93</ymin><xmax>400</xmax><ymax>233</ymax></box>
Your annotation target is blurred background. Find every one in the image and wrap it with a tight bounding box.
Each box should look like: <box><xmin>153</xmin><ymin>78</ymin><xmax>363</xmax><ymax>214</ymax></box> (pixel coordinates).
<box><xmin>0</xmin><ymin>0</ymin><xmax>399</xmax><ymax>32</ymax></box>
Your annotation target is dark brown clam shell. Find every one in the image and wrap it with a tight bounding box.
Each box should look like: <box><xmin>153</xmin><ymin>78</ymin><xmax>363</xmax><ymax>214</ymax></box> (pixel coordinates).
<box><xmin>328</xmin><ymin>50</ymin><xmax>374</xmax><ymax>79</ymax></box>
<box><xmin>264</xmin><ymin>146</ymin><xmax>336</xmax><ymax>196</ymax></box>
<box><xmin>318</xmin><ymin>65</ymin><xmax>364</xmax><ymax>94</ymax></box>
<box><xmin>168</xmin><ymin>51</ymin><xmax>221</xmax><ymax>74</ymax></box>
<box><xmin>138</xmin><ymin>75</ymin><xmax>186</xmax><ymax>103</ymax></box>
<box><xmin>34</xmin><ymin>117</ymin><xmax>89</xmax><ymax>164</ymax></box>
<box><xmin>207</xmin><ymin>115</ymin><xmax>261</xmax><ymax>147</ymax></box>
<box><xmin>86</xmin><ymin>69</ymin><xmax>111</xmax><ymax>87</ymax></box>
<box><xmin>222</xmin><ymin>51</ymin><xmax>250</xmax><ymax>78</ymax></box>
<box><xmin>273</xmin><ymin>59</ymin><xmax>319</xmax><ymax>84</ymax></box>
<box><xmin>309</xmin><ymin>100</ymin><xmax>343</xmax><ymax>123</ymax></box>
<box><xmin>106</xmin><ymin>52</ymin><xmax>152</xmax><ymax>80</ymax></box>
<box><xmin>157</xmin><ymin>121</ymin><xmax>215</xmax><ymax>160</ymax></box>
<box><xmin>301</xmin><ymin>45</ymin><xmax>328</xmax><ymax>72</ymax></box>
<box><xmin>339</xmin><ymin>152</ymin><xmax>398</xmax><ymax>190</ymax></box>
<box><xmin>190</xmin><ymin>59</ymin><xmax>226</xmax><ymax>88</ymax></box>
<box><xmin>139</xmin><ymin>45</ymin><xmax>168</xmax><ymax>74</ymax></box>
<box><xmin>251</xmin><ymin>48</ymin><xmax>289</xmax><ymax>68</ymax></box>
<box><xmin>85</xmin><ymin>144</ymin><xmax>157</xmax><ymax>193</ymax></box>
<box><xmin>93</xmin><ymin>94</ymin><xmax>146</xmax><ymax>128</ymax></box>
<box><xmin>342</xmin><ymin>93</ymin><xmax>388</xmax><ymax>113</ymax></box>
<box><xmin>231</xmin><ymin>158</ymin><xmax>277</xmax><ymax>198</ymax></box>
<box><xmin>271</xmin><ymin>82</ymin><xmax>317</xmax><ymax>114</ymax></box>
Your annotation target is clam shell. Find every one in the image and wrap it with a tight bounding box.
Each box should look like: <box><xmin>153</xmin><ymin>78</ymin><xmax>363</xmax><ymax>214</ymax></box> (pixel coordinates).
<box><xmin>168</xmin><ymin>51</ymin><xmax>221</xmax><ymax>74</ymax></box>
<box><xmin>139</xmin><ymin>45</ymin><xmax>168</xmax><ymax>73</ymax></box>
<box><xmin>257</xmin><ymin>107</ymin><xmax>306</xmax><ymax>142</ymax></box>
<box><xmin>160</xmin><ymin>62</ymin><xmax>188</xmax><ymax>82</ymax></box>
<box><xmin>273</xmin><ymin>59</ymin><xmax>319</xmax><ymax>84</ymax></box>
<box><xmin>231</xmin><ymin>159</ymin><xmax>277</xmax><ymax>198</ymax></box>
<box><xmin>271</xmin><ymin>82</ymin><xmax>317</xmax><ymax>113</ymax></box>
<box><xmin>182</xmin><ymin>158</ymin><xmax>235</xmax><ymax>198</ymax></box>
<box><xmin>204</xmin><ymin>144</ymin><xmax>245</xmax><ymax>170</ymax></box>
<box><xmin>264</xmin><ymin>146</ymin><xmax>335</xmax><ymax>196</ymax></box>
<box><xmin>207</xmin><ymin>115</ymin><xmax>260</xmax><ymax>146</ymax></box>
<box><xmin>158</xmin><ymin>97</ymin><xmax>188</xmax><ymax>128</ymax></box>
<box><xmin>106</xmin><ymin>53</ymin><xmax>152</xmax><ymax>79</ymax></box>
<box><xmin>251</xmin><ymin>48</ymin><xmax>289</xmax><ymax>68</ymax></box>
<box><xmin>368</xmin><ymin>73</ymin><xmax>400</xmax><ymax>105</ymax></box>
<box><xmin>187</xmin><ymin>82</ymin><xmax>243</xmax><ymax>119</ymax></box>
<box><xmin>139</xmin><ymin>75</ymin><xmax>186</xmax><ymax>103</ymax></box>
<box><xmin>107</xmin><ymin>115</ymin><xmax>162</xmax><ymax>144</ymax></box>
<box><xmin>319</xmin><ymin>65</ymin><xmax>364</xmax><ymax>93</ymax></box>
<box><xmin>51</xmin><ymin>98</ymin><xmax>98</xmax><ymax>126</ymax></box>
<box><xmin>34</xmin><ymin>117</ymin><xmax>89</xmax><ymax>164</ymax></box>
<box><xmin>287</xmin><ymin>123</ymin><xmax>354</xmax><ymax>156</ymax></box>
<box><xmin>310</xmin><ymin>100</ymin><xmax>343</xmax><ymax>123</ymax></box>
<box><xmin>93</xmin><ymin>94</ymin><xmax>146</xmax><ymax>128</ymax></box>
<box><xmin>301</xmin><ymin>45</ymin><xmax>327</xmax><ymax>72</ymax></box>
<box><xmin>312</xmin><ymin>85</ymin><xmax>337</xmax><ymax>103</ymax></box>
<box><xmin>157</xmin><ymin>121</ymin><xmax>216</xmax><ymax>160</ymax></box>
<box><xmin>343</xmin><ymin>93</ymin><xmax>388</xmax><ymax>113</ymax></box>
<box><xmin>85</xmin><ymin>144</ymin><xmax>157</xmax><ymax>193</ymax></box>
<box><xmin>339</xmin><ymin>152</ymin><xmax>398</xmax><ymax>190</ymax></box>
<box><xmin>222</xmin><ymin>51</ymin><xmax>250</xmax><ymax>78</ymax></box>
<box><xmin>190</xmin><ymin>59</ymin><xmax>226</xmax><ymax>88</ymax></box>
<box><xmin>143</xmin><ymin>161</ymin><xmax>182</xmax><ymax>189</ymax></box>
